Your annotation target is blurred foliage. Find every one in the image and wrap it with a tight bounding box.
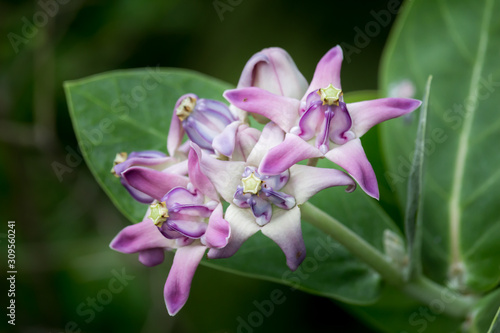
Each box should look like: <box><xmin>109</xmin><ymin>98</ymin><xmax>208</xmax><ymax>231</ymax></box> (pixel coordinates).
<box><xmin>0</xmin><ymin>0</ymin><xmax>398</xmax><ymax>332</ymax></box>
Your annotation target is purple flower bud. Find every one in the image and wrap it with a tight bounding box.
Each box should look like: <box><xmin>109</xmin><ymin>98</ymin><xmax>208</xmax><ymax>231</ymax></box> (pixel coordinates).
<box><xmin>235</xmin><ymin>47</ymin><xmax>308</xmax><ymax>124</ymax></box>
<box><xmin>173</xmin><ymin>94</ymin><xmax>237</xmax><ymax>153</ymax></box>
<box><xmin>110</xmin><ymin>144</ymin><xmax>230</xmax><ymax>316</ymax></box>
<box><xmin>112</xmin><ymin>150</ymin><xmax>186</xmax><ymax>204</ymax></box>
<box><xmin>237</xmin><ymin>47</ymin><xmax>308</xmax><ymax>99</ymax></box>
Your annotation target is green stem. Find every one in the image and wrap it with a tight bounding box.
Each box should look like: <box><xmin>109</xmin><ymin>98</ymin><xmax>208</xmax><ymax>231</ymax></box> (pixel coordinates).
<box><xmin>401</xmin><ymin>275</ymin><xmax>476</xmax><ymax>318</ymax></box>
<box><xmin>300</xmin><ymin>202</ymin><xmax>475</xmax><ymax>318</ymax></box>
<box><xmin>301</xmin><ymin>202</ymin><xmax>403</xmax><ymax>285</ymax></box>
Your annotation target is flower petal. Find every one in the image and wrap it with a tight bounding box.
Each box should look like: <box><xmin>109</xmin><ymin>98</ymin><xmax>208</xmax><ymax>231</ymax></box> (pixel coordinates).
<box><xmin>348</xmin><ymin>97</ymin><xmax>422</xmax><ymax>138</ymax></box>
<box><xmin>212</xmin><ymin>120</ymin><xmax>240</xmax><ymax>158</ymax></box>
<box><xmin>183</xmin><ymin>117</ymin><xmax>217</xmax><ymax>151</ymax></box>
<box><xmin>164</xmin><ymin>244</ymin><xmax>206</xmax><ymax>316</ymax></box>
<box><xmin>224</xmin><ymin>87</ymin><xmax>300</xmax><ymax>132</ymax></box>
<box><xmin>238</xmin><ymin>47</ymin><xmax>309</xmax><ymax>99</ymax></box>
<box><xmin>159</xmin><ymin>225</ymin><xmax>183</xmax><ymax>239</ymax></box>
<box><xmin>166</xmin><ymin>220</ymin><xmax>207</xmax><ymax>238</ymax></box>
<box><xmin>199</xmin><ymin>153</ymin><xmax>245</xmax><ymax>203</ymax></box>
<box><xmin>188</xmin><ymin>144</ymin><xmax>219</xmax><ymax>200</ymax></box>
<box><xmin>324</xmin><ymin>138</ymin><xmax>379</xmax><ymax>199</ymax></box>
<box><xmin>163</xmin><ymin>186</ymin><xmax>204</xmax><ymax>207</ymax></box>
<box><xmin>229</xmin><ymin>104</ymin><xmax>247</xmax><ymax>123</ymax></box>
<box><xmin>120</xmin><ymin>177</ymin><xmax>154</xmax><ymax>204</ymax></box>
<box><xmin>250</xmin><ymin>195</ymin><xmax>273</xmax><ymax>226</ymax></box>
<box><xmin>122</xmin><ymin>167</ymin><xmax>189</xmax><ymax>201</ymax></box>
<box><xmin>168</xmin><ymin>94</ymin><xmax>196</xmax><ymax>157</ymax></box>
<box><xmin>258</xmin><ymin>133</ymin><xmax>323</xmax><ymax>175</ymax></box>
<box><xmin>207</xmin><ymin>204</ymin><xmax>260</xmax><ymax>259</ymax></box>
<box><xmin>293</xmin><ymin>100</ymin><xmax>324</xmax><ymax>140</ymax></box>
<box><xmin>237</xmin><ymin>51</ymin><xmax>269</xmax><ymax>88</ymax></box>
<box><xmin>196</xmin><ymin>98</ymin><xmax>236</xmax><ymax>123</ymax></box>
<box><xmin>233</xmin><ymin>125</ymin><xmax>261</xmax><ymax>162</ymax></box>
<box><xmin>315</xmin><ymin>107</ymin><xmax>335</xmax><ymax>154</ymax></box>
<box><xmin>329</xmin><ymin>102</ymin><xmax>354</xmax><ymax>145</ymax></box>
<box><xmin>246</xmin><ymin>122</ymin><xmax>285</xmax><ymax>166</ymax></box>
<box><xmin>163</xmin><ymin>159</ymin><xmax>189</xmax><ymax>176</ymax></box>
<box><xmin>128</xmin><ymin>151</ymin><xmax>167</xmax><ymax>159</ymax></box>
<box><xmin>113</xmin><ymin>152</ymin><xmax>172</xmax><ymax>176</ymax></box>
<box><xmin>261</xmin><ymin>188</ymin><xmax>296</xmax><ymax>210</ymax></box>
<box><xmin>233</xmin><ymin>185</ymin><xmax>252</xmax><ymax>208</ymax></box>
<box><xmin>167</xmin><ymin>114</ymin><xmax>184</xmax><ymax>157</ymax></box>
<box><xmin>202</xmin><ymin>203</ymin><xmax>230</xmax><ymax>248</ymax></box>
<box><xmin>261</xmin><ymin>170</ymin><xmax>289</xmax><ymax>191</ymax></box>
<box><xmin>138</xmin><ymin>248</ymin><xmax>165</xmax><ymax>267</ymax></box>
<box><xmin>110</xmin><ymin>220</ymin><xmax>172</xmax><ymax>254</ymax></box>
<box><xmin>284</xmin><ymin>164</ymin><xmax>356</xmax><ymax>204</ymax></box>
<box><xmin>168</xmin><ymin>205</ymin><xmax>213</xmax><ymax>218</ymax></box>
<box><xmin>305</xmin><ymin>46</ymin><xmax>343</xmax><ymax>98</ymax></box>
<box><xmin>177</xmin><ymin>140</ymin><xmax>191</xmax><ymax>156</ymax></box>
<box><xmin>261</xmin><ymin>206</ymin><xmax>305</xmax><ymax>271</ymax></box>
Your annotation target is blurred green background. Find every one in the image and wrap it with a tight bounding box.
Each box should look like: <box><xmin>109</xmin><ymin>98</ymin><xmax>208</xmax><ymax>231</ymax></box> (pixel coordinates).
<box><xmin>0</xmin><ymin>0</ymin><xmax>400</xmax><ymax>332</ymax></box>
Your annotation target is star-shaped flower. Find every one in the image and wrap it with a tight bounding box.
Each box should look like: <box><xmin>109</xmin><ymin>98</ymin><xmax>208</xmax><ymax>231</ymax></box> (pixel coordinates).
<box><xmin>224</xmin><ymin>46</ymin><xmax>421</xmax><ymax>199</ymax></box>
<box><xmin>110</xmin><ymin>144</ymin><xmax>230</xmax><ymax>316</ymax></box>
<box><xmin>198</xmin><ymin>123</ymin><xmax>355</xmax><ymax>270</ymax></box>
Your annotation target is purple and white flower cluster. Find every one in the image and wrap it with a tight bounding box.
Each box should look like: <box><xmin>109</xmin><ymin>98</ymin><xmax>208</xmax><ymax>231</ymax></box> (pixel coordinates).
<box><xmin>109</xmin><ymin>46</ymin><xmax>421</xmax><ymax>315</ymax></box>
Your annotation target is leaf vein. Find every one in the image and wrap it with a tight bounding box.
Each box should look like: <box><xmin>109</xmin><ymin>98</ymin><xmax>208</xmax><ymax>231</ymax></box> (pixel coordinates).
<box><xmin>448</xmin><ymin>0</ymin><xmax>493</xmax><ymax>270</ymax></box>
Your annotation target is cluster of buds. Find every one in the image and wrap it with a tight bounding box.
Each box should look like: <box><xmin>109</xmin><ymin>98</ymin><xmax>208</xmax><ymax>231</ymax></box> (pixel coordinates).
<box><xmin>110</xmin><ymin>46</ymin><xmax>421</xmax><ymax>315</ymax></box>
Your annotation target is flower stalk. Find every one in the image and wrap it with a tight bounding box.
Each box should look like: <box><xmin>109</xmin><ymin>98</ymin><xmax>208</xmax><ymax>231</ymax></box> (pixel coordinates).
<box><xmin>300</xmin><ymin>201</ymin><xmax>403</xmax><ymax>285</ymax></box>
<box><xmin>300</xmin><ymin>201</ymin><xmax>475</xmax><ymax>318</ymax></box>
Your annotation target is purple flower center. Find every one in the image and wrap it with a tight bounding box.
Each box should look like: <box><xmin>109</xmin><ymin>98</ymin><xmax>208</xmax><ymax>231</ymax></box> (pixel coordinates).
<box><xmin>148</xmin><ymin>185</ymin><xmax>217</xmax><ymax>243</ymax></box>
<box><xmin>292</xmin><ymin>84</ymin><xmax>355</xmax><ymax>154</ymax></box>
<box><xmin>233</xmin><ymin>166</ymin><xmax>296</xmax><ymax>226</ymax></box>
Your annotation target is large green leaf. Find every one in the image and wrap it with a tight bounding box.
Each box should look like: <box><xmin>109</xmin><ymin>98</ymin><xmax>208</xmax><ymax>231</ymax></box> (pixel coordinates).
<box><xmin>380</xmin><ymin>0</ymin><xmax>500</xmax><ymax>292</ymax></box>
<box><xmin>64</xmin><ymin>69</ymin><xmax>400</xmax><ymax>304</ymax></box>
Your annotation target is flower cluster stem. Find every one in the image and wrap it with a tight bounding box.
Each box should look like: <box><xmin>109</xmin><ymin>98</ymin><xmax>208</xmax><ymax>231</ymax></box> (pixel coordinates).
<box><xmin>300</xmin><ymin>202</ymin><xmax>474</xmax><ymax>318</ymax></box>
<box><xmin>301</xmin><ymin>202</ymin><xmax>403</xmax><ymax>285</ymax></box>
